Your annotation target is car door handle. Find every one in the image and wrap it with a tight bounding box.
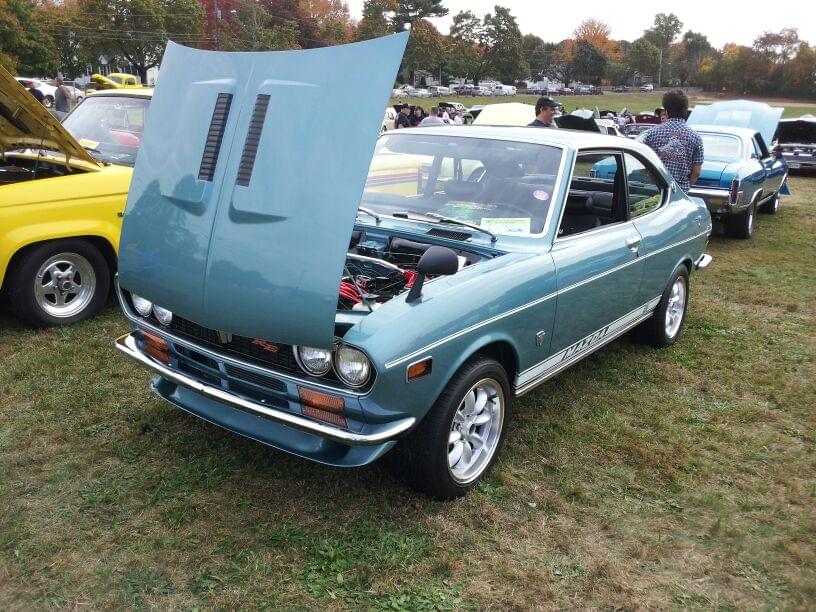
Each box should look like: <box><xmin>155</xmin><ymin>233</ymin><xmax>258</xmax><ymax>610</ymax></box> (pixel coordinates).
<box><xmin>626</xmin><ymin>236</ymin><xmax>641</xmax><ymax>250</ymax></box>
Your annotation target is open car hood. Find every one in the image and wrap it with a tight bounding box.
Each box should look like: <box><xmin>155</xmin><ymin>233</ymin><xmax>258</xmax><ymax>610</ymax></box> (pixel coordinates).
<box><xmin>689</xmin><ymin>100</ymin><xmax>783</xmax><ymax>148</ymax></box>
<box><xmin>118</xmin><ymin>35</ymin><xmax>408</xmax><ymax>349</ymax></box>
<box><xmin>0</xmin><ymin>65</ymin><xmax>96</xmax><ymax>165</ymax></box>
<box><xmin>555</xmin><ymin>113</ymin><xmax>602</xmax><ymax>133</ymax></box>
<box><xmin>776</xmin><ymin>116</ymin><xmax>816</xmax><ymax>144</ymax></box>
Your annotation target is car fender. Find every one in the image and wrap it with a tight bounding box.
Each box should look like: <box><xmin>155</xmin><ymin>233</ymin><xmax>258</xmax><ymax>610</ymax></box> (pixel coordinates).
<box><xmin>0</xmin><ymin>218</ymin><xmax>121</xmax><ymax>286</ymax></box>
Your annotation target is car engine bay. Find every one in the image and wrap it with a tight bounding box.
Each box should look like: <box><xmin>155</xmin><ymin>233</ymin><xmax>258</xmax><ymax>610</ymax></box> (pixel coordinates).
<box><xmin>0</xmin><ymin>156</ymin><xmax>77</xmax><ymax>184</ymax></box>
<box><xmin>339</xmin><ymin>228</ymin><xmax>490</xmax><ymax>310</ymax></box>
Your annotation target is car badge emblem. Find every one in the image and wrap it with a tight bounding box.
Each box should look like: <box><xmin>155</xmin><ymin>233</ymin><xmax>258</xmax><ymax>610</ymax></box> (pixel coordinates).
<box><xmin>250</xmin><ymin>338</ymin><xmax>279</xmax><ymax>353</ymax></box>
<box><xmin>217</xmin><ymin>331</ymin><xmax>233</xmax><ymax>344</ymax></box>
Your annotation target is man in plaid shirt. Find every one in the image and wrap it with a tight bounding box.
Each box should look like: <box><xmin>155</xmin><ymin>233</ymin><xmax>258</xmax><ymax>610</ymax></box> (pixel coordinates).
<box><xmin>641</xmin><ymin>90</ymin><xmax>704</xmax><ymax>193</ymax></box>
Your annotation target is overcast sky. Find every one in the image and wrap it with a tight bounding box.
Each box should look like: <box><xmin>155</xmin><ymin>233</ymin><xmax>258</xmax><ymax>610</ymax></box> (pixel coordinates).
<box><xmin>344</xmin><ymin>1</ymin><xmax>815</xmax><ymax>49</ymax></box>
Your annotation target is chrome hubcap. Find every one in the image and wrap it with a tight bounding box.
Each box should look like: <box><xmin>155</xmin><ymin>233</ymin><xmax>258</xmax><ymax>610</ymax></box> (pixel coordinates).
<box><xmin>664</xmin><ymin>278</ymin><xmax>686</xmax><ymax>339</ymax></box>
<box><xmin>447</xmin><ymin>378</ymin><xmax>504</xmax><ymax>484</ymax></box>
<box><xmin>33</xmin><ymin>253</ymin><xmax>96</xmax><ymax>318</ymax></box>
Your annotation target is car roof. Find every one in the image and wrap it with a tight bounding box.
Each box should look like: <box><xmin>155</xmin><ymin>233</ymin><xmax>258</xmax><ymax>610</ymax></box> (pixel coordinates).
<box><xmin>412</xmin><ymin>124</ymin><xmax>639</xmax><ymax>148</ymax></box>
<box><xmin>691</xmin><ymin>124</ymin><xmax>757</xmax><ymax>140</ymax></box>
<box><xmin>87</xmin><ymin>88</ymin><xmax>154</xmax><ymax>98</ymax></box>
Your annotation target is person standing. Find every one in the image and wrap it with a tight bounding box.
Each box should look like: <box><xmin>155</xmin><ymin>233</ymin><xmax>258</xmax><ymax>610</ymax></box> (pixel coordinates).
<box><xmin>654</xmin><ymin>107</ymin><xmax>667</xmax><ymax>123</ymax></box>
<box><xmin>528</xmin><ymin>96</ymin><xmax>558</xmax><ymax>128</ymax></box>
<box><xmin>641</xmin><ymin>90</ymin><xmax>704</xmax><ymax>193</ymax></box>
<box><xmin>26</xmin><ymin>81</ymin><xmax>45</xmax><ymax>104</ymax></box>
<box><xmin>453</xmin><ymin>109</ymin><xmax>464</xmax><ymax>125</ymax></box>
<box><xmin>420</xmin><ymin>107</ymin><xmax>445</xmax><ymax>126</ymax></box>
<box><xmin>54</xmin><ymin>77</ymin><xmax>74</xmax><ymax>113</ymax></box>
<box><xmin>395</xmin><ymin>104</ymin><xmax>412</xmax><ymax>129</ymax></box>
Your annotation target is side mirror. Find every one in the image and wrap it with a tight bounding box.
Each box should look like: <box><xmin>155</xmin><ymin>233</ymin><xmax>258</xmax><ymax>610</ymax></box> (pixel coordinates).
<box><xmin>406</xmin><ymin>246</ymin><xmax>459</xmax><ymax>303</ymax></box>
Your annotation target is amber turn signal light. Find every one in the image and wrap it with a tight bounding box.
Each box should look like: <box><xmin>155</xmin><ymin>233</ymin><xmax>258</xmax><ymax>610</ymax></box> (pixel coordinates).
<box><xmin>298</xmin><ymin>386</ymin><xmax>347</xmax><ymax>427</ymax></box>
<box><xmin>140</xmin><ymin>330</ymin><xmax>170</xmax><ymax>365</ymax></box>
<box><xmin>406</xmin><ymin>357</ymin><xmax>432</xmax><ymax>382</ymax></box>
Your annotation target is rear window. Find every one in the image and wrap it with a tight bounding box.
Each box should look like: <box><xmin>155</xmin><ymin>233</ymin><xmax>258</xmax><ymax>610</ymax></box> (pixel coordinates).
<box><xmin>699</xmin><ymin>133</ymin><xmax>741</xmax><ymax>160</ymax></box>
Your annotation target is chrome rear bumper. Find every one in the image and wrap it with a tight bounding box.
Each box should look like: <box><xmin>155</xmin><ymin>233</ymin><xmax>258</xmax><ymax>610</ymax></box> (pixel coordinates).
<box><xmin>115</xmin><ymin>332</ymin><xmax>415</xmax><ymax>446</ymax></box>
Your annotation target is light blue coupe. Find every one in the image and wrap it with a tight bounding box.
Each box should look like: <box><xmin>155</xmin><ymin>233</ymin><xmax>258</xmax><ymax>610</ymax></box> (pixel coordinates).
<box><xmin>114</xmin><ymin>37</ymin><xmax>713</xmax><ymax>498</ymax></box>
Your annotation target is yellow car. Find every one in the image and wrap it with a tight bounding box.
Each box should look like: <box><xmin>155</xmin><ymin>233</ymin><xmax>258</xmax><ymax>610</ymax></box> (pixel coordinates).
<box><xmin>90</xmin><ymin>73</ymin><xmax>142</xmax><ymax>89</ymax></box>
<box><xmin>0</xmin><ymin>66</ymin><xmax>152</xmax><ymax>326</ymax></box>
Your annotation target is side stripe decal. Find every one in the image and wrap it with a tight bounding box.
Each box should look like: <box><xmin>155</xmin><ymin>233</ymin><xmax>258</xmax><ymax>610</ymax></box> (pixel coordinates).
<box><xmin>514</xmin><ymin>295</ymin><xmax>661</xmax><ymax>389</ymax></box>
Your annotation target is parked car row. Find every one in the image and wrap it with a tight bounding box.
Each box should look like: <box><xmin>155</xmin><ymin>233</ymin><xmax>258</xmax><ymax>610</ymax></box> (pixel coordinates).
<box><xmin>0</xmin><ymin>38</ymin><xmax>799</xmax><ymax>499</ymax></box>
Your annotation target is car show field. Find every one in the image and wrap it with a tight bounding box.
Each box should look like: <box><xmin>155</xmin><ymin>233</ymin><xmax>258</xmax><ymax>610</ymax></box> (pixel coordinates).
<box><xmin>0</xmin><ymin>172</ymin><xmax>813</xmax><ymax>607</ymax></box>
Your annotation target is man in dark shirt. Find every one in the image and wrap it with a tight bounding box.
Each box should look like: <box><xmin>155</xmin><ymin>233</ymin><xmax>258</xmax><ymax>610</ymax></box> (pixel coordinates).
<box><xmin>642</xmin><ymin>90</ymin><xmax>704</xmax><ymax>193</ymax></box>
<box><xmin>528</xmin><ymin>96</ymin><xmax>558</xmax><ymax>128</ymax></box>
<box><xmin>395</xmin><ymin>105</ymin><xmax>412</xmax><ymax>129</ymax></box>
<box><xmin>26</xmin><ymin>82</ymin><xmax>45</xmax><ymax>104</ymax></box>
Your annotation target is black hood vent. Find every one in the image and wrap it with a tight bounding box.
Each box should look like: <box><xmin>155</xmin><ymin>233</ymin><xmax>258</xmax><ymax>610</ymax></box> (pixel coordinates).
<box><xmin>236</xmin><ymin>94</ymin><xmax>270</xmax><ymax>187</ymax></box>
<box><xmin>198</xmin><ymin>93</ymin><xmax>233</xmax><ymax>181</ymax></box>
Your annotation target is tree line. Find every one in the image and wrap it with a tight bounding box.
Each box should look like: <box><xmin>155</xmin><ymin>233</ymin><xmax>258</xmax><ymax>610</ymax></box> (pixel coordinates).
<box><xmin>1</xmin><ymin>0</ymin><xmax>813</xmax><ymax>99</ymax></box>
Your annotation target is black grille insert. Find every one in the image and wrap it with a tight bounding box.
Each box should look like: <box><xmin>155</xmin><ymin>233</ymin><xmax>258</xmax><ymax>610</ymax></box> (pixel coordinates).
<box><xmin>198</xmin><ymin>93</ymin><xmax>233</xmax><ymax>181</ymax></box>
<box><xmin>236</xmin><ymin>94</ymin><xmax>270</xmax><ymax>187</ymax></box>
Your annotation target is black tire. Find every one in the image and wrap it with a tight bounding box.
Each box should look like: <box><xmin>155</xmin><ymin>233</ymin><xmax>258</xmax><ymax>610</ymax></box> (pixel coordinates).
<box><xmin>725</xmin><ymin>202</ymin><xmax>756</xmax><ymax>239</ymax></box>
<box><xmin>43</xmin><ymin>95</ymin><xmax>54</xmax><ymax>108</ymax></box>
<box><xmin>388</xmin><ymin>357</ymin><xmax>511</xmax><ymax>500</ymax></box>
<box><xmin>636</xmin><ymin>266</ymin><xmax>690</xmax><ymax>348</ymax></box>
<box><xmin>8</xmin><ymin>239</ymin><xmax>111</xmax><ymax>327</ymax></box>
<box><xmin>759</xmin><ymin>193</ymin><xmax>779</xmax><ymax>215</ymax></box>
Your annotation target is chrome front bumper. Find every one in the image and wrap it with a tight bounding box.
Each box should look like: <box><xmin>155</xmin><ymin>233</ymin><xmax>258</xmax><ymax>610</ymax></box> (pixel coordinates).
<box><xmin>115</xmin><ymin>332</ymin><xmax>415</xmax><ymax>446</ymax></box>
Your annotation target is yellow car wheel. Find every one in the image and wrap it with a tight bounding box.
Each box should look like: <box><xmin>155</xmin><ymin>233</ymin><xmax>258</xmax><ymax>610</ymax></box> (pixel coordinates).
<box><xmin>8</xmin><ymin>239</ymin><xmax>111</xmax><ymax>327</ymax></box>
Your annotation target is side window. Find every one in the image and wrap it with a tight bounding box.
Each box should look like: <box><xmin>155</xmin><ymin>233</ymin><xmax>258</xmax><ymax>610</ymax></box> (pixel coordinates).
<box><xmin>624</xmin><ymin>153</ymin><xmax>664</xmax><ymax>218</ymax></box>
<box><xmin>558</xmin><ymin>152</ymin><xmax>625</xmax><ymax>237</ymax></box>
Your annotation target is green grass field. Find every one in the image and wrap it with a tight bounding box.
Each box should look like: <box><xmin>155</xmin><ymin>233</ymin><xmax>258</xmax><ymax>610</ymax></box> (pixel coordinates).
<box><xmin>391</xmin><ymin>92</ymin><xmax>816</xmax><ymax>118</ymax></box>
<box><xmin>1</xmin><ymin>174</ymin><xmax>815</xmax><ymax>608</ymax></box>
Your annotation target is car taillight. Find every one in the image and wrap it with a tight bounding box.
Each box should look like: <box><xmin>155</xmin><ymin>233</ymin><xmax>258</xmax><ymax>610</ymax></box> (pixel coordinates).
<box><xmin>729</xmin><ymin>178</ymin><xmax>740</xmax><ymax>205</ymax></box>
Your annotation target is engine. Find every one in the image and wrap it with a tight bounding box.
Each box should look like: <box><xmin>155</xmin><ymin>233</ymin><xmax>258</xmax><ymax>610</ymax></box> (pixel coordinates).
<box><xmin>338</xmin><ymin>231</ymin><xmax>485</xmax><ymax>311</ymax></box>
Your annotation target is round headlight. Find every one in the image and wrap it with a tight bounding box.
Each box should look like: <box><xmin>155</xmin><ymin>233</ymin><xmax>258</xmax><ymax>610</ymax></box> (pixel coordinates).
<box><xmin>152</xmin><ymin>304</ymin><xmax>173</xmax><ymax>326</ymax></box>
<box><xmin>296</xmin><ymin>346</ymin><xmax>333</xmax><ymax>376</ymax></box>
<box><xmin>131</xmin><ymin>293</ymin><xmax>153</xmax><ymax>317</ymax></box>
<box><xmin>334</xmin><ymin>346</ymin><xmax>372</xmax><ymax>387</ymax></box>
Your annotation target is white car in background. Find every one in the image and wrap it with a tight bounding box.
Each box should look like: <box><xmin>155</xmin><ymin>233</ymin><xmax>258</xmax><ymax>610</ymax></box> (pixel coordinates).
<box><xmin>382</xmin><ymin>107</ymin><xmax>397</xmax><ymax>132</ymax></box>
<box><xmin>15</xmin><ymin>77</ymin><xmax>83</xmax><ymax>108</ymax></box>
<box><xmin>15</xmin><ymin>77</ymin><xmax>57</xmax><ymax>107</ymax></box>
<box><xmin>429</xmin><ymin>85</ymin><xmax>451</xmax><ymax>96</ymax></box>
<box><xmin>392</xmin><ymin>88</ymin><xmax>408</xmax><ymax>98</ymax></box>
<box><xmin>474</xmin><ymin>86</ymin><xmax>494</xmax><ymax>96</ymax></box>
<box><xmin>640</xmin><ymin>83</ymin><xmax>654</xmax><ymax>92</ymax></box>
<box><xmin>493</xmin><ymin>84</ymin><xmax>517</xmax><ymax>96</ymax></box>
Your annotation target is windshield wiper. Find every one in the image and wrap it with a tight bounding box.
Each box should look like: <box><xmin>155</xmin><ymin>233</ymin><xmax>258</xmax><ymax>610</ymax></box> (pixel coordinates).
<box><xmin>357</xmin><ymin>206</ymin><xmax>381</xmax><ymax>224</ymax></box>
<box><xmin>391</xmin><ymin>211</ymin><xmax>499</xmax><ymax>242</ymax></box>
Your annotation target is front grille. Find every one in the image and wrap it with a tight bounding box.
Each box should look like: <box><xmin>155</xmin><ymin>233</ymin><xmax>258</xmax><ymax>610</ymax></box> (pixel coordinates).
<box><xmin>164</xmin><ymin>315</ymin><xmax>375</xmax><ymax>392</ymax></box>
<box><xmin>169</xmin><ymin>316</ymin><xmax>299</xmax><ymax>375</ymax></box>
<box><xmin>225</xmin><ymin>364</ymin><xmax>286</xmax><ymax>392</ymax></box>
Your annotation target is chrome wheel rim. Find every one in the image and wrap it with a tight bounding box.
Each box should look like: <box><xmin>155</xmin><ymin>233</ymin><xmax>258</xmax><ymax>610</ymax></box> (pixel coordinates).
<box><xmin>33</xmin><ymin>253</ymin><xmax>96</xmax><ymax>318</ymax></box>
<box><xmin>447</xmin><ymin>378</ymin><xmax>504</xmax><ymax>484</ymax></box>
<box><xmin>664</xmin><ymin>277</ymin><xmax>686</xmax><ymax>339</ymax></box>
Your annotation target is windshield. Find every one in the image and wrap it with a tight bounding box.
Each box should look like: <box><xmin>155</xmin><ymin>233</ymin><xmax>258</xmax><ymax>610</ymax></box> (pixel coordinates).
<box><xmin>361</xmin><ymin>134</ymin><xmax>563</xmax><ymax>236</ymax></box>
<box><xmin>62</xmin><ymin>95</ymin><xmax>150</xmax><ymax>165</ymax></box>
<box><xmin>699</xmin><ymin>133</ymin><xmax>741</xmax><ymax>160</ymax></box>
